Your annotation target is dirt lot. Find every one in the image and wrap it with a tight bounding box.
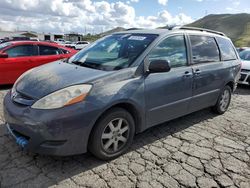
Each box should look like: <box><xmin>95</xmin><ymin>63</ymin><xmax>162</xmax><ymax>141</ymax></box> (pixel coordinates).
<box><xmin>0</xmin><ymin>86</ymin><xmax>250</xmax><ymax>188</ymax></box>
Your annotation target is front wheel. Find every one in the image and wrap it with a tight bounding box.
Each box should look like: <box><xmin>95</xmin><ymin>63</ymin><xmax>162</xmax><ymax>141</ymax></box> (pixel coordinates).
<box><xmin>88</xmin><ymin>108</ymin><xmax>135</xmax><ymax>160</ymax></box>
<box><xmin>212</xmin><ymin>86</ymin><xmax>232</xmax><ymax>114</ymax></box>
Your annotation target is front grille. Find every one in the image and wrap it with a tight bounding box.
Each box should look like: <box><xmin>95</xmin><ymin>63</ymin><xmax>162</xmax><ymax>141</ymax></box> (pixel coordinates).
<box><xmin>7</xmin><ymin>124</ymin><xmax>30</xmax><ymax>148</ymax></box>
<box><xmin>12</xmin><ymin>128</ymin><xmax>30</xmax><ymax>141</ymax></box>
<box><xmin>239</xmin><ymin>74</ymin><xmax>247</xmax><ymax>81</ymax></box>
<box><xmin>7</xmin><ymin>124</ymin><xmax>30</xmax><ymax>140</ymax></box>
<box><xmin>11</xmin><ymin>90</ymin><xmax>35</xmax><ymax>106</ymax></box>
<box><xmin>247</xmin><ymin>76</ymin><xmax>250</xmax><ymax>83</ymax></box>
<box><xmin>241</xmin><ymin>69</ymin><xmax>250</xmax><ymax>73</ymax></box>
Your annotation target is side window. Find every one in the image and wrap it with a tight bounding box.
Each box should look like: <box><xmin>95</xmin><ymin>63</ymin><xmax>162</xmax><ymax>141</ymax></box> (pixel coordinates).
<box><xmin>190</xmin><ymin>35</ymin><xmax>220</xmax><ymax>63</ymax></box>
<box><xmin>5</xmin><ymin>45</ymin><xmax>38</xmax><ymax>57</ymax></box>
<box><xmin>148</xmin><ymin>35</ymin><xmax>187</xmax><ymax>68</ymax></box>
<box><xmin>39</xmin><ymin>45</ymin><xmax>61</xmax><ymax>55</ymax></box>
<box><xmin>216</xmin><ymin>37</ymin><xmax>237</xmax><ymax>61</ymax></box>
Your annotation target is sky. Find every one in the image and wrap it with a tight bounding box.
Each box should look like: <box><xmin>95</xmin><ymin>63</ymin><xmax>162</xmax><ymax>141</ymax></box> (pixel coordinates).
<box><xmin>0</xmin><ymin>0</ymin><xmax>248</xmax><ymax>34</ymax></box>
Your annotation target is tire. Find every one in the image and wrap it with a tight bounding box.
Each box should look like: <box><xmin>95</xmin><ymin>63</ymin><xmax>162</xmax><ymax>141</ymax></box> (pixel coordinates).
<box><xmin>88</xmin><ymin>108</ymin><xmax>135</xmax><ymax>160</ymax></box>
<box><xmin>212</xmin><ymin>85</ymin><xmax>232</xmax><ymax>114</ymax></box>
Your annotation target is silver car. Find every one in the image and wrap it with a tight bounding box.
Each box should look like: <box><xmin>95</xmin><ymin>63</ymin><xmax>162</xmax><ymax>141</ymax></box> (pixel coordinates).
<box><xmin>239</xmin><ymin>49</ymin><xmax>250</xmax><ymax>85</ymax></box>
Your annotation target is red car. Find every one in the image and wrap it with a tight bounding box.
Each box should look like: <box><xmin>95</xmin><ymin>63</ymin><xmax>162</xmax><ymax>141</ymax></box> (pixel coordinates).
<box><xmin>0</xmin><ymin>41</ymin><xmax>77</xmax><ymax>85</ymax></box>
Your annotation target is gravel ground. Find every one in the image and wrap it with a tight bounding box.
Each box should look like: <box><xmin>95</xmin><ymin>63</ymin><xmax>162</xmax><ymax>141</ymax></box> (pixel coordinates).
<box><xmin>0</xmin><ymin>86</ymin><xmax>250</xmax><ymax>188</ymax></box>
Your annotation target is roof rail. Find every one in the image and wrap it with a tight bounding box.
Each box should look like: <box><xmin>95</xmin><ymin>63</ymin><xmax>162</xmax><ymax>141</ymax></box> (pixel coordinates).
<box><xmin>179</xmin><ymin>26</ymin><xmax>226</xmax><ymax>36</ymax></box>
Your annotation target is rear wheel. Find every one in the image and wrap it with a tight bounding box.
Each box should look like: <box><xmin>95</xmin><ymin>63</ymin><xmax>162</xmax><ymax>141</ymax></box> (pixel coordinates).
<box><xmin>212</xmin><ymin>85</ymin><xmax>232</xmax><ymax>114</ymax></box>
<box><xmin>88</xmin><ymin>108</ymin><xmax>135</xmax><ymax>160</ymax></box>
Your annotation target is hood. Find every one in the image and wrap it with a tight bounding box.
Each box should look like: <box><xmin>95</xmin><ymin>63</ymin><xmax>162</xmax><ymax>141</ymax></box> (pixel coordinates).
<box><xmin>15</xmin><ymin>61</ymin><xmax>112</xmax><ymax>99</ymax></box>
<box><xmin>241</xmin><ymin>60</ymin><xmax>250</xmax><ymax>70</ymax></box>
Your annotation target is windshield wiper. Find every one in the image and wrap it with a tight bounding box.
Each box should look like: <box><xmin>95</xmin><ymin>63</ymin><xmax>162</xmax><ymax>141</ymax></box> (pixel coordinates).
<box><xmin>71</xmin><ymin>60</ymin><xmax>101</xmax><ymax>70</ymax></box>
<box><xmin>71</xmin><ymin>60</ymin><xmax>83</xmax><ymax>65</ymax></box>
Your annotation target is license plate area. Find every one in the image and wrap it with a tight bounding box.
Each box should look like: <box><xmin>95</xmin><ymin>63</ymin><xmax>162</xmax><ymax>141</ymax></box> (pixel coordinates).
<box><xmin>5</xmin><ymin>123</ymin><xmax>30</xmax><ymax>148</ymax></box>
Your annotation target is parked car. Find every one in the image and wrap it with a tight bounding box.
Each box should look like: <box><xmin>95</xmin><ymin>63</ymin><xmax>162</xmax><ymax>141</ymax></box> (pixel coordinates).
<box><xmin>239</xmin><ymin>49</ymin><xmax>250</xmax><ymax>85</ymax></box>
<box><xmin>0</xmin><ymin>41</ymin><xmax>77</xmax><ymax>84</ymax></box>
<box><xmin>55</xmin><ymin>39</ymin><xmax>65</xmax><ymax>43</ymax></box>
<box><xmin>54</xmin><ymin>39</ymin><xmax>65</xmax><ymax>46</ymax></box>
<box><xmin>74</xmin><ymin>41</ymin><xmax>90</xmax><ymax>50</ymax></box>
<box><xmin>63</xmin><ymin>41</ymin><xmax>76</xmax><ymax>48</ymax></box>
<box><xmin>236</xmin><ymin>47</ymin><xmax>248</xmax><ymax>53</ymax></box>
<box><xmin>63</xmin><ymin>41</ymin><xmax>90</xmax><ymax>50</ymax></box>
<box><xmin>29</xmin><ymin>38</ymin><xmax>40</xmax><ymax>41</ymax></box>
<box><xmin>3</xmin><ymin>27</ymin><xmax>241</xmax><ymax>160</ymax></box>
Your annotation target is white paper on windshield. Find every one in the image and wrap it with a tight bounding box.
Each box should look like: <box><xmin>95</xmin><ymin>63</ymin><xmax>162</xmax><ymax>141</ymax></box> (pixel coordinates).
<box><xmin>128</xmin><ymin>36</ymin><xmax>146</xmax><ymax>41</ymax></box>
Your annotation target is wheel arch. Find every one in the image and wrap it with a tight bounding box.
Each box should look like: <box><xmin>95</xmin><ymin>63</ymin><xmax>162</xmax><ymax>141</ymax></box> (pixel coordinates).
<box><xmin>225</xmin><ymin>80</ymin><xmax>235</xmax><ymax>91</ymax></box>
<box><xmin>87</xmin><ymin>101</ymin><xmax>144</xmax><ymax>149</ymax></box>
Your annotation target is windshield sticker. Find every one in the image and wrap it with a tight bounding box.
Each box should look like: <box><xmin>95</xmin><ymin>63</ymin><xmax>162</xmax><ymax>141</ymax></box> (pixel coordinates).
<box><xmin>128</xmin><ymin>36</ymin><xmax>146</xmax><ymax>41</ymax></box>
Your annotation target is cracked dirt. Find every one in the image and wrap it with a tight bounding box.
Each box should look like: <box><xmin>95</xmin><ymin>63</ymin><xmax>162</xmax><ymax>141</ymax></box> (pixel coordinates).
<box><xmin>0</xmin><ymin>86</ymin><xmax>250</xmax><ymax>188</ymax></box>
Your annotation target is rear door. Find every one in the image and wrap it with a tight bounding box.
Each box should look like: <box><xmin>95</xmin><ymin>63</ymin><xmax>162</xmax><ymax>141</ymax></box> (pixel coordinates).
<box><xmin>188</xmin><ymin>35</ymin><xmax>225</xmax><ymax>112</ymax></box>
<box><xmin>1</xmin><ymin>44</ymin><xmax>38</xmax><ymax>84</ymax></box>
<box><xmin>144</xmin><ymin>35</ymin><xmax>193</xmax><ymax>128</ymax></box>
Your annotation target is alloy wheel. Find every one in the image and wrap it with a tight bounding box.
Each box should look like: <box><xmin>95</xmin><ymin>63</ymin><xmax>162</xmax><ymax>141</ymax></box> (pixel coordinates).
<box><xmin>219</xmin><ymin>89</ymin><xmax>230</xmax><ymax>112</ymax></box>
<box><xmin>101</xmin><ymin>118</ymin><xmax>130</xmax><ymax>153</ymax></box>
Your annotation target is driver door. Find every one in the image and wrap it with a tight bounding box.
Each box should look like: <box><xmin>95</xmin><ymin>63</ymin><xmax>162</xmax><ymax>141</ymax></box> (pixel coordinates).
<box><xmin>144</xmin><ymin>35</ymin><xmax>193</xmax><ymax>128</ymax></box>
<box><xmin>1</xmin><ymin>44</ymin><xmax>38</xmax><ymax>84</ymax></box>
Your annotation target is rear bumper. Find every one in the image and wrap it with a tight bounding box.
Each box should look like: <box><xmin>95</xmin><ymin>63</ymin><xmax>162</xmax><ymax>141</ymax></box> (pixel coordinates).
<box><xmin>3</xmin><ymin>91</ymin><xmax>101</xmax><ymax>156</ymax></box>
<box><xmin>238</xmin><ymin>71</ymin><xmax>250</xmax><ymax>85</ymax></box>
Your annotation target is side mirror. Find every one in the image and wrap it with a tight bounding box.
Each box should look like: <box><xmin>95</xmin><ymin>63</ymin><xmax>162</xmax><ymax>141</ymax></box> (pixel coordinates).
<box><xmin>0</xmin><ymin>52</ymin><xmax>8</xmax><ymax>58</ymax></box>
<box><xmin>148</xmin><ymin>59</ymin><xmax>171</xmax><ymax>73</ymax></box>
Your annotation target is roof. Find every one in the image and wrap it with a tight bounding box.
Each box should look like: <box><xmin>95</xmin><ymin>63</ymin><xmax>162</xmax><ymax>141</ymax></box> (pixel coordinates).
<box><xmin>0</xmin><ymin>41</ymin><xmax>76</xmax><ymax>53</ymax></box>
<box><xmin>115</xmin><ymin>27</ymin><xmax>227</xmax><ymax>38</ymax></box>
<box><xmin>3</xmin><ymin>41</ymin><xmax>70</xmax><ymax>49</ymax></box>
<box><xmin>9</xmin><ymin>41</ymin><xmax>57</xmax><ymax>45</ymax></box>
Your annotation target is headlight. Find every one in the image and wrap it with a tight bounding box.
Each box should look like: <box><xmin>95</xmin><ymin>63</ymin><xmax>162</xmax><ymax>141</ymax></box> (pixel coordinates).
<box><xmin>31</xmin><ymin>84</ymin><xmax>92</xmax><ymax>109</ymax></box>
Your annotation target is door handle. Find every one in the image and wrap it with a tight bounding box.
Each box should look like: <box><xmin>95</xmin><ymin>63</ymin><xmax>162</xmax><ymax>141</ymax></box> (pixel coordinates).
<box><xmin>183</xmin><ymin>71</ymin><xmax>192</xmax><ymax>77</ymax></box>
<box><xmin>194</xmin><ymin>69</ymin><xmax>201</xmax><ymax>75</ymax></box>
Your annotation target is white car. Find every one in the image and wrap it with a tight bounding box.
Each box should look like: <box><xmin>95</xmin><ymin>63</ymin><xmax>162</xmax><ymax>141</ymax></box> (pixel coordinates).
<box><xmin>54</xmin><ymin>39</ymin><xmax>66</xmax><ymax>46</ymax></box>
<box><xmin>239</xmin><ymin>49</ymin><xmax>250</xmax><ymax>85</ymax></box>
<box><xmin>74</xmin><ymin>41</ymin><xmax>90</xmax><ymax>50</ymax></box>
<box><xmin>63</xmin><ymin>41</ymin><xmax>75</xmax><ymax>48</ymax></box>
<box><xmin>55</xmin><ymin>39</ymin><xmax>65</xmax><ymax>43</ymax></box>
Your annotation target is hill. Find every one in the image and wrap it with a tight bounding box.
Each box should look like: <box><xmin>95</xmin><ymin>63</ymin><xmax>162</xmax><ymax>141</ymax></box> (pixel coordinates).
<box><xmin>100</xmin><ymin>27</ymin><xmax>126</xmax><ymax>36</ymax></box>
<box><xmin>187</xmin><ymin>13</ymin><xmax>250</xmax><ymax>47</ymax></box>
<box><xmin>82</xmin><ymin>27</ymin><xmax>126</xmax><ymax>42</ymax></box>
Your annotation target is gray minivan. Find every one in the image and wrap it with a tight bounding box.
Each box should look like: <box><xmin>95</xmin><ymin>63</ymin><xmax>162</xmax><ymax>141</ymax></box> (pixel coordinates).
<box><xmin>4</xmin><ymin>27</ymin><xmax>241</xmax><ymax>160</ymax></box>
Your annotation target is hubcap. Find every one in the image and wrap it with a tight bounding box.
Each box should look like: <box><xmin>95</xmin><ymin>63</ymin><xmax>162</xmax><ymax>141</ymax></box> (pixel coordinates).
<box><xmin>219</xmin><ymin>89</ymin><xmax>230</xmax><ymax>112</ymax></box>
<box><xmin>101</xmin><ymin>118</ymin><xmax>129</xmax><ymax>153</ymax></box>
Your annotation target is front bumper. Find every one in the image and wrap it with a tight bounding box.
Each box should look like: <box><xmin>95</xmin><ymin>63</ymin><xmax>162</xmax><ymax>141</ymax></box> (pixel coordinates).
<box><xmin>3</xmin><ymin>91</ymin><xmax>101</xmax><ymax>156</ymax></box>
<box><xmin>238</xmin><ymin>70</ymin><xmax>250</xmax><ymax>85</ymax></box>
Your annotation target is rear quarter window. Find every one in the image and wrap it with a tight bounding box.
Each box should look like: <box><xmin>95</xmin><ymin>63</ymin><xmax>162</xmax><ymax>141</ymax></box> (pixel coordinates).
<box><xmin>190</xmin><ymin>35</ymin><xmax>220</xmax><ymax>64</ymax></box>
<box><xmin>216</xmin><ymin>37</ymin><xmax>237</xmax><ymax>61</ymax></box>
<box><xmin>39</xmin><ymin>45</ymin><xmax>61</xmax><ymax>55</ymax></box>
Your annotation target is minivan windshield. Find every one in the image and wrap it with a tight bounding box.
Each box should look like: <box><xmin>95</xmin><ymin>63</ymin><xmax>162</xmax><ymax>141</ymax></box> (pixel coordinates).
<box><xmin>239</xmin><ymin>50</ymin><xmax>250</xmax><ymax>61</ymax></box>
<box><xmin>68</xmin><ymin>33</ymin><xmax>158</xmax><ymax>71</ymax></box>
